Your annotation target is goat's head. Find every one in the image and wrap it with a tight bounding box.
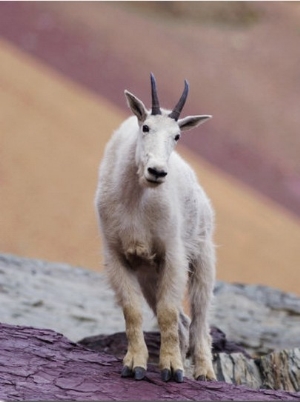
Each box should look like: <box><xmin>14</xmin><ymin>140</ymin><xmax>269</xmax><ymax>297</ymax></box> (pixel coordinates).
<box><xmin>125</xmin><ymin>73</ymin><xmax>211</xmax><ymax>187</ymax></box>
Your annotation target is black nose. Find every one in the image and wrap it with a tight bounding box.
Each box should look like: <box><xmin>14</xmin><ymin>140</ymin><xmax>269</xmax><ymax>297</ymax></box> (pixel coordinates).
<box><xmin>148</xmin><ymin>167</ymin><xmax>168</xmax><ymax>179</ymax></box>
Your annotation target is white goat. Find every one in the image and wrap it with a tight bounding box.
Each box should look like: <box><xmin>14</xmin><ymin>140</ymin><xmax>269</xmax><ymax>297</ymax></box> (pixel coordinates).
<box><xmin>95</xmin><ymin>74</ymin><xmax>216</xmax><ymax>383</ymax></box>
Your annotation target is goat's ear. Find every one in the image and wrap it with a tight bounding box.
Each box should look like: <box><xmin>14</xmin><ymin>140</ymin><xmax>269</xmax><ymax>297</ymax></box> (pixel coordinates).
<box><xmin>124</xmin><ymin>90</ymin><xmax>147</xmax><ymax>123</ymax></box>
<box><xmin>178</xmin><ymin>115</ymin><xmax>212</xmax><ymax>131</ymax></box>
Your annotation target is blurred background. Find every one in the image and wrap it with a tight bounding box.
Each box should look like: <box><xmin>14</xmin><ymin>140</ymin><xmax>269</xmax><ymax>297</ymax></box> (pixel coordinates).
<box><xmin>0</xmin><ymin>1</ymin><xmax>300</xmax><ymax>294</ymax></box>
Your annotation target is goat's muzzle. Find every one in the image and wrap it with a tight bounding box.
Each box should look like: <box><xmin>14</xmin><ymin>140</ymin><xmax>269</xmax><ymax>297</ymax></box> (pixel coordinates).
<box><xmin>145</xmin><ymin>166</ymin><xmax>168</xmax><ymax>185</ymax></box>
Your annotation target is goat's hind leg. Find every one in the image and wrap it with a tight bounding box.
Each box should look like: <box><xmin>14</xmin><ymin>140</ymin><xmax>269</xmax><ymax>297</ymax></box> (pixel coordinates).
<box><xmin>105</xmin><ymin>253</ymin><xmax>148</xmax><ymax>380</ymax></box>
<box><xmin>178</xmin><ymin>311</ymin><xmax>190</xmax><ymax>362</ymax></box>
<box><xmin>188</xmin><ymin>241</ymin><xmax>216</xmax><ymax>381</ymax></box>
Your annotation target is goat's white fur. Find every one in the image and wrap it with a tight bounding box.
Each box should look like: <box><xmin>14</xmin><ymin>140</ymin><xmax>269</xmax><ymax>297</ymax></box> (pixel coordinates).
<box><xmin>95</xmin><ymin>77</ymin><xmax>216</xmax><ymax>382</ymax></box>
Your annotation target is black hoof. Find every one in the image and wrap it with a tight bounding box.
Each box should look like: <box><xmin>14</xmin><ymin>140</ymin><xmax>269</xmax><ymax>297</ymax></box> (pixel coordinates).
<box><xmin>121</xmin><ymin>365</ymin><xmax>133</xmax><ymax>378</ymax></box>
<box><xmin>196</xmin><ymin>375</ymin><xmax>206</xmax><ymax>382</ymax></box>
<box><xmin>173</xmin><ymin>369</ymin><xmax>184</xmax><ymax>383</ymax></box>
<box><xmin>161</xmin><ymin>368</ymin><xmax>172</xmax><ymax>382</ymax></box>
<box><xmin>134</xmin><ymin>366</ymin><xmax>146</xmax><ymax>380</ymax></box>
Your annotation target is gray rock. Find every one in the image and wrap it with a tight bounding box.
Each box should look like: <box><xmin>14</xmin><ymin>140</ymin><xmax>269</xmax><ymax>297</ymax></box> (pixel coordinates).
<box><xmin>0</xmin><ymin>253</ymin><xmax>156</xmax><ymax>341</ymax></box>
<box><xmin>2</xmin><ymin>253</ymin><xmax>300</xmax><ymax>354</ymax></box>
<box><xmin>211</xmin><ymin>282</ymin><xmax>300</xmax><ymax>355</ymax></box>
<box><xmin>212</xmin><ymin>348</ymin><xmax>300</xmax><ymax>392</ymax></box>
<box><xmin>259</xmin><ymin>348</ymin><xmax>300</xmax><ymax>391</ymax></box>
<box><xmin>214</xmin><ymin>352</ymin><xmax>263</xmax><ymax>389</ymax></box>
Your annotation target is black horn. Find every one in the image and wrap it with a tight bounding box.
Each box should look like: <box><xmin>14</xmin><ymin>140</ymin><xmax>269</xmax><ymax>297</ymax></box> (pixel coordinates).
<box><xmin>150</xmin><ymin>73</ymin><xmax>161</xmax><ymax>115</ymax></box>
<box><xmin>169</xmin><ymin>80</ymin><xmax>189</xmax><ymax>121</ymax></box>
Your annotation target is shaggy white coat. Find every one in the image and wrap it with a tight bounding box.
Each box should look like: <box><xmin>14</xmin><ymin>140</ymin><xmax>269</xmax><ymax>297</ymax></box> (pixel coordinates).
<box><xmin>95</xmin><ymin>88</ymin><xmax>216</xmax><ymax>382</ymax></box>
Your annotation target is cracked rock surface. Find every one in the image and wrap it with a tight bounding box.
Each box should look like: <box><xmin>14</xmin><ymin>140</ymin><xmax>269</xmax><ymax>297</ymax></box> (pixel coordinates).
<box><xmin>0</xmin><ymin>322</ymin><xmax>299</xmax><ymax>401</ymax></box>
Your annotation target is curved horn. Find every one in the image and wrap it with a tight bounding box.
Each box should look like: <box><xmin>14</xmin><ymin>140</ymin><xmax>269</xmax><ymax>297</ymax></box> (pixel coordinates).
<box><xmin>150</xmin><ymin>73</ymin><xmax>161</xmax><ymax>115</ymax></box>
<box><xmin>169</xmin><ymin>80</ymin><xmax>189</xmax><ymax>121</ymax></box>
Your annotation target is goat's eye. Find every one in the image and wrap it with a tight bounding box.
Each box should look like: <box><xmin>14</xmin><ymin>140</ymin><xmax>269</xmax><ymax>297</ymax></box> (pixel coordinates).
<box><xmin>142</xmin><ymin>125</ymin><xmax>150</xmax><ymax>133</ymax></box>
<box><xmin>174</xmin><ymin>134</ymin><xmax>180</xmax><ymax>141</ymax></box>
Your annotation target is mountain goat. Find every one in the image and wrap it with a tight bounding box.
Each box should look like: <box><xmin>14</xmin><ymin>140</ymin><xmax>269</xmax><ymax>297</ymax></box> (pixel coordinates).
<box><xmin>95</xmin><ymin>73</ymin><xmax>216</xmax><ymax>383</ymax></box>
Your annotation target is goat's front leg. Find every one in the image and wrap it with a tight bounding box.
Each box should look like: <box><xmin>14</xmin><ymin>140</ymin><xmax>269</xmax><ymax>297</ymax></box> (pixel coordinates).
<box><xmin>122</xmin><ymin>303</ymin><xmax>148</xmax><ymax>380</ymax></box>
<box><xmin>105</xmin><ymin>253</ymin><xmax>148</xmax><ymax>380</ymax></box>
<box><xmin>157</xmin><ymin>252</ymin><xmax>188</xmax><ymax>383</ymax></box>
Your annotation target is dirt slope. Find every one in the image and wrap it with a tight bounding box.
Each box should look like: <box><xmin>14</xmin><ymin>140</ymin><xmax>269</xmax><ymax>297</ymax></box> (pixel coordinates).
<box><xmin>1</xmin><ymin>39</ymin><xmax>300</xmax><ymax>294</ymax></box>
<box><xmin>0</xmin><ymin>39</ymin><xmax>118</xmax><ymax>268</ymax></box>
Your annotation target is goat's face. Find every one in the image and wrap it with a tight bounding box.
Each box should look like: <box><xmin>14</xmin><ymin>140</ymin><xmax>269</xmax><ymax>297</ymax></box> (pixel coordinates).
<box><xmin>135</xmin><ymin>113</ymin><xmax>181</xmax><ymax>187</ymax></box>
<box><xmin>125</xmin><ymin>74</ymin><xmax>212</xmax><ymax>187</ymax></box>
